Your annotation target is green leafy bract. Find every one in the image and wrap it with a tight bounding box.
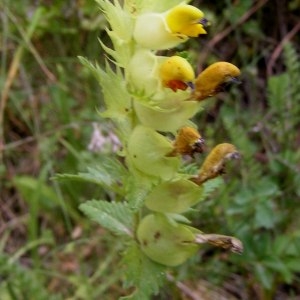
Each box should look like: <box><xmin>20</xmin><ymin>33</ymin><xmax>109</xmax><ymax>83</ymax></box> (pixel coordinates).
<box><xmin>145</xmin><ymin>179</ymin><xmax>204</xmax><ymax>213</ymax></box>
<box><xmin>79</xmin><ymin>200</ymin><xmax>133</xmax><ymax>236</ymax></box>
<box><xmin>55</xmin><ymin>156</ymin><xmax>127</xmax><ymax>195</ymax></box>
<box><xmin>127</xmin><ymin>125</ymin><xmax>180</xmax><ymax>180</ymax></box>
<box><xmin>121</xmin><ymin>241</ymin><xmax>166</xmax><ymax>299</ymax></box>
<box><xmin>78</xmin><ymin>57</ymin><xmax>133</xmax><ymax>138</ymax></box>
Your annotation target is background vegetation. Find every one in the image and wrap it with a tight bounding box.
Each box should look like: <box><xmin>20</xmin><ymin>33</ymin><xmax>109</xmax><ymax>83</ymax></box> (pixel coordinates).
<box><xmin>1</xmin><ymin>0</ymin><xmax>300</xmax><ymax>299</ymax></box>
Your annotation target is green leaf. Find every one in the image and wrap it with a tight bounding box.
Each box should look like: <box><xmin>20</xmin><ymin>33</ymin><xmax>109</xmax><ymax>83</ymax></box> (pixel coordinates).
<box><xmin>286</xmin><ymin>257</ymin><xmax>300</xmax><ymax>273</ymax></box>
<box><xmin>263</xmin><ymin>257</ymin><xmax>293</xmax><ymax>284</ymax></box>
<box><xmin>79</xmin><ymin>200</ymin><xmax>133</xmax><ymax>236</ymax></box>
<box><xmin>78</xmin><ymin>57</ymin><xmax>133</xmax><ymax>137</ymax></box>
<box><xmin>254</xmin><ymin>263</ymin><xmax>274</xmax><ymax>290</ymax></box>
<box><xmin>267</xmin><ymin>73</ymin><xmax>289</xmax><ymax>113</ymax></box>
<box><xmin>0</xmin><ymin>253</ymin><xmax>61</xmax><ymax>300</ymax></box>
<box><xmin>125</xmin><ymin>175</ymin><xmax>153</xmax><ymax>211</ymax></box>
<box><xmin>254</xmin><ymin>201</ymin><xmax>277</xmax><ymax>229</ymax></box>
<box><xmin>121</xmin><ymin>241</ymin><xmax>166</xmax><ymax>299</ymax></box>
<box><xmin>202</xmin><ymin>177</ymin><xmax>224</xmax><ymax>199</ymax></box>
<box><xmin>13</xmin><ymin>176</ymin><xmax>60</xmax><ymax>209</ymax></box>
<box><xmin>54</xmin><ymin>157</ymin><xmax>127</xmax><ymax>195</ymax></box>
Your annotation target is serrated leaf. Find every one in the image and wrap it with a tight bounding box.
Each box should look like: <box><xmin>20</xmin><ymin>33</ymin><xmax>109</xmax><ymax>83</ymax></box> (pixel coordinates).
<box><xmin>55</xmin><ymin>157</ymin><xmax>127</xmax><ymax>195</ymax></box>
<box><xmin>254</xmin><ymin>201</ymin><xmax>277</xmax><ymax>229</ymax></box>
<box><xmin>202</xmin><ymin>176</ymin><xmax>224</xmax><ymax>198</ymax></box>
<box><xmin>254</xmin><ymin>263</ymin><xmax>274</xmax><ymax>290</ymax></box>
<box><xmin>13</xmin><ymin>176</ymin><xmax>60</xmax><ymax>209</ymax></box>
<box><xmin>78</xmin><ymin>57</ymin><xmax>133</xmax><ymax>137</ymax></box>
<box><xmin>125</xmin><ymin>175</ymin><xmax>153</xmax><ymax>211</ymax></box>
<box><xmin>121</xmin><ymin>241</ymin><xmax>166</xmax><ymax>299</ymax></box>
<box><xmin>263</xmin><ymin>257</ymin><xmax>293</xmax><ymax>283</ymax></box>
<box><xmin>79</xmin><ymin>200</ymin><xmax>133</xmax><ymax>236</ymax></box>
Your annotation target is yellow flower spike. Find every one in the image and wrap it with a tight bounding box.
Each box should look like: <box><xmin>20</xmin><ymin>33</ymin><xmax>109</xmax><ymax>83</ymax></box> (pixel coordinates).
<box><xmin>193</xmin><ymin>62</ymin><xmax>241</xmax><ymax>101</ymax></box>
<box><xmin>165</xmin><ymin>4</ymin><xmax>207</xmax><ymax>37</ymax></box>
<box><xmin>159</xmin><ymin>56</ymin><xmax>195</xmax><ymax>92</ymax></box>
<box><xmin>192</xmin><ymin>143</ymin><xmax>240</xmax><ymax>184</ymax></box>
<box><xmin>169</xmin><ymin>126</ymin><xmax>205</xmax><ymax>156</ymax></box>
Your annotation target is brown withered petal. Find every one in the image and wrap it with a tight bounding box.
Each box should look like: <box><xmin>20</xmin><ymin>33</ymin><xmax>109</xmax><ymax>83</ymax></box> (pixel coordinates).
<box><xmin>192</xmin><ymin>143</ymin><xmax>239</xmax><ymax>184</ymax></box>
<box><xmin>192</xmin><ymin>62</ymin><xmax>241</xmax><ymax>101</ymax></box>
<box><xmin>195</xmin><ymin>233</ymin><xmax>243</xmax><ymax>254</ymax></box>
<box><xmin>172</xmin><ymin>126</ymin><xmax>205</xmax><ymax>156</ymax></box>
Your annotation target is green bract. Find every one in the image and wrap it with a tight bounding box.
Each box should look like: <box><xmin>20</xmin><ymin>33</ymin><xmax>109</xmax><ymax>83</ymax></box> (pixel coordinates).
<box><xmin>128</xmin><ymin>49</ymin><xmax>162</xmax><ymax>95</ymax></box>
<box><xmin>127</xmin><ymin>125</ymin><xmax>180</xmax><ymax>180</ymax></box>
<box><xmin>137</xmin><ymin>213</ymin><xmax>199</xmax><ymax>266</ymax></box>
<box><xmin>134</xmin><ymin>100</ymin><xmax>200</xmax><ymax>132</ymax></box>
<box><xmin>145</xmin><ymin>179</ymin><xmax>204</xmax><ymax>213</ymax></box>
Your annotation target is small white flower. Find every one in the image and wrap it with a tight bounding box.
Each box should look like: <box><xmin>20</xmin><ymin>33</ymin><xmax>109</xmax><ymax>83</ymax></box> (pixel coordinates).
<box><xmin>88</xmin><ymin>123</ymin><xmax>121</xmax><ymax>153</ymax></box>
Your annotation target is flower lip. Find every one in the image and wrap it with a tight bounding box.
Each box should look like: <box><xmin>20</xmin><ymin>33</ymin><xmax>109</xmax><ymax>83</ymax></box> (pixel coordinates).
<box><xmin>166</xmin><ymin>80</ymin><xmax>189</xmax><ymax>92</ymax></box>
<box><xmin>159</xmin><ymin>56</ymin><xmax>195</xmax><ymax>92</ymax></box>
<box><xmin>192</xmin><ymin>137</ymin><xmax>205</xmax><ymax>153</ymax></box>
<box><xmin>218</xmin><ymin>76</ymin><xmax>242</xmax><ymax>93</ymax></box>
<box><xmin>227</xmin><ymin>151</ymin><xmax>241</xmax><ymax>160</ymax></box>
<box><xmin>199</xmin><ymin>17</ymin><xmax>208</xmax><ymax>27</ymax></box>
<box><xmin>186</xmin><ymin>81</ymin><xmax>195</xmax><ymax>90</ymax></box>
<box><xmin>165</xmin><ymin>4</ymin><xmax>207</xmax><ymax>37</ymax></box>
<box><xmin>228</xmin><ymin>76</ymin><xmax>242</xmax><ymax>84</ymax></box>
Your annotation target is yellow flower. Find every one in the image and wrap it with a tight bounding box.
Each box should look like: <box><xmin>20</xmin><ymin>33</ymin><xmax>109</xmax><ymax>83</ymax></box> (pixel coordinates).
<box><xmin>133</xmin><ymin>4</ymin><xmax>207</xmax><ymax>50</ymax></box>
<box><xmin>159</xmin><ymin>56</ymin><xmax>195</xmax><ymax>92</ymax></box>
<box><xmin>165</xmin><ymin>4</ymin><xmax>207</xmax><ymax>37</ymax></box>
<box><xmin>128</xmin><ymin>51</ymin><xmax>195</xmax><ymax>95</ymax></box>
<box><xmin>193</xmin><ymin>62</ymin><xmax>241</xmax><ymax>101</ymax></box>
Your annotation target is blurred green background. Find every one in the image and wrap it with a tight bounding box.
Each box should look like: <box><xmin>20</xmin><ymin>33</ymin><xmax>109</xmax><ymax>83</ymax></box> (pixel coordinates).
<box><xmin>1</xmin><ymin>0</ymin><xmax>300</xmax><ymax>299</ymax></box>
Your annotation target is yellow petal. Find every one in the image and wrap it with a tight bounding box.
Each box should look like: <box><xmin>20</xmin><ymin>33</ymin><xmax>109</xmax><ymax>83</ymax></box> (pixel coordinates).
<box><xmin>193</xmin><ymin>62</ymin><xmax>241</xmax><ymax>101</ymax></box>
<box><xmin>166</xmin><ymin>4</ymin><xmax>207</xmax><ymax>37</ymax></box>
<box><xmin>159</xmin><ymin>56</ymin><xmax>195</xmax><ymax>91</ymax></box>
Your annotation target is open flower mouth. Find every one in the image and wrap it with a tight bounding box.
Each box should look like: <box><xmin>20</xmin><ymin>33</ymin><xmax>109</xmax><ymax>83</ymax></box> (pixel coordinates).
<box><xmin>228</xmin><ymin>76</ymin><xmax>242</xmax><ymax>84</ymax></box>
<box><xmin>165</xmin><ymin>80</ymin><xmax>189</xmax><ymax>92</ymax></box>
<box><xmin>217</xmin><ymin>76</ymin><xmax>242</xmax><ymax>92</ymax></box>
<box><xmin>199</xmin><ymin>17</ymin><xmax>209</xmax><ymax>27</ymax></box>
